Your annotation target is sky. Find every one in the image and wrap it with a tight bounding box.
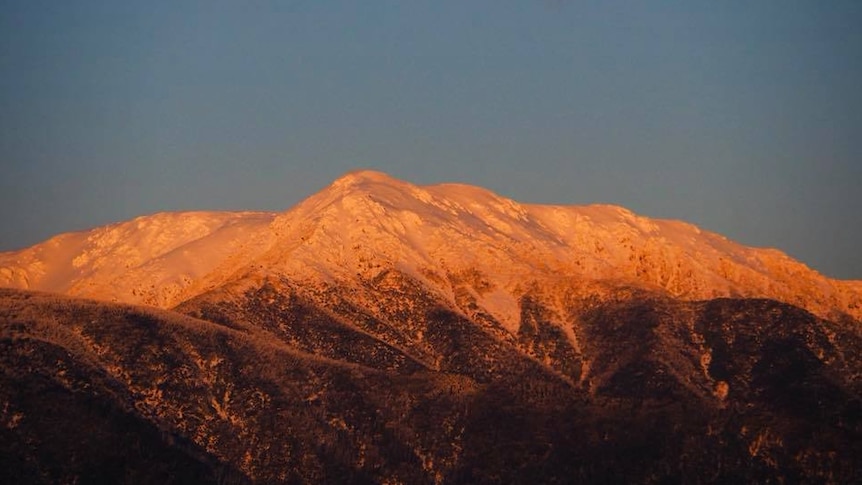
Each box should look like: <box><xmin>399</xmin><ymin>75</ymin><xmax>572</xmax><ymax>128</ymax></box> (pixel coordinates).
<box><xmin>1</xmin><ymin>1</ymin><xmax>860</xmax><ymax>279</ymax></box>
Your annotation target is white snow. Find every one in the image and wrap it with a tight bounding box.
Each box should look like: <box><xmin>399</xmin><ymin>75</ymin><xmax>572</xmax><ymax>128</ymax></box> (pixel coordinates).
<box><xmin>0</xmin><ymin>170</ymin><xmax>859</xmax><ymax>324</ymax></box>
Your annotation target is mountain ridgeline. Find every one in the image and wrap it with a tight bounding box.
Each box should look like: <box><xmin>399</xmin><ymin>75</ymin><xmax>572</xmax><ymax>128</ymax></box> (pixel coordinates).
<box><xmin>1</xmin><ymin>171</ymin><xmax>861</xmax><ymax>483</ymax></box>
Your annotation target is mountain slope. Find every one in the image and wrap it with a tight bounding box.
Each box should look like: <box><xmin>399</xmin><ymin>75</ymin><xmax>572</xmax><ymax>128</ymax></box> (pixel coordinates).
<box><xmin>3</xmin><ymin>288</ymin><xmax>860</xmax><ymax>483</ymax></box>
<box><xmin>1</xmin><ymin>170</ymin><xmax>860</xmax><ymax>325</ymax></box>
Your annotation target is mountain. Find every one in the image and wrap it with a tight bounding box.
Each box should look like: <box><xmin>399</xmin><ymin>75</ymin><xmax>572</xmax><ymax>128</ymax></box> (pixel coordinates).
<box><xmin>2</xmin><ymin>170</ymin><xmax>861</xmax><ymax>483</ymax></box>
<box><xmin>2</xmin><ymin>170</ymin><xmax>860</xmax><ymax>322</ymax></box>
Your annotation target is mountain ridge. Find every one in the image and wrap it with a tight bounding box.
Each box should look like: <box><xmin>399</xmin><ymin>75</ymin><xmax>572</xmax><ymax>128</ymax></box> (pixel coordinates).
<box><xmin>1</xmin><ymin>170</ymin><xmax>859</xmax><ymax>323</ymax></box>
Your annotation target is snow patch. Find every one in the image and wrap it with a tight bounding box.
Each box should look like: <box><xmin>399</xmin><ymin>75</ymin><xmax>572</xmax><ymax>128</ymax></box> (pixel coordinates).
<box><xmin>476</xmin><ymin>287</ymin><xmax>521</xmax><ymax>333</ymax></box>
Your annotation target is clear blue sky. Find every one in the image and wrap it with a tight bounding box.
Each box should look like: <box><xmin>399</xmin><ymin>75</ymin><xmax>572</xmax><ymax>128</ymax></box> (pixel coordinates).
<box><xmin>1</xmin><ymin>1</ymin><xmax>860</xmax><ymax>278</ymax></box>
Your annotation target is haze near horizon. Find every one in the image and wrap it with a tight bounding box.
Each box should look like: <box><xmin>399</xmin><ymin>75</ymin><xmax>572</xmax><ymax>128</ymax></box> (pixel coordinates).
<box><xmin>1</xmin><ymin>1</ymin><xmax>860</xmax><ymax>278</ymax></box>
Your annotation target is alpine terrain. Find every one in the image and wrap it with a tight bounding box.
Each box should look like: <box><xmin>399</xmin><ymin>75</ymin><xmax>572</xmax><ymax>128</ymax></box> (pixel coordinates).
<box><xmin>2</xmin><ymin>170</ymin><xmax>861</xmax><ymax>483</ymax></box>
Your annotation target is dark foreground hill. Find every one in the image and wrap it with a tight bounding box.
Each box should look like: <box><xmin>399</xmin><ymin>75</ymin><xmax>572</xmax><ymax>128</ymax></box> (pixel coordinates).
<box><xmin>2</xmin><ymin>287</ymin><xmax>860</xmax><ymax>484</ymax></box>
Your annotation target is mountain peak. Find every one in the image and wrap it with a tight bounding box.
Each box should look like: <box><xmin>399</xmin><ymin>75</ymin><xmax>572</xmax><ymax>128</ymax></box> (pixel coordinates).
<box><xmin>330</xmin><ymin>169</ymin><xmax>403</xmax><ymax>189</ymax></box>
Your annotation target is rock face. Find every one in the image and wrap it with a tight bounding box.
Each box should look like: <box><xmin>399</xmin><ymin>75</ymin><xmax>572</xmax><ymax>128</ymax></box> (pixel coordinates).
<box><xmin>1</xmin><ymin>171</ymin><xmax>861</xmax><ymax>483</ymax></box>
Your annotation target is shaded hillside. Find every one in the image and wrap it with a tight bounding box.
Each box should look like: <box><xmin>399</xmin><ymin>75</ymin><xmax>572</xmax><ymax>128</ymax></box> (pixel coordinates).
<box><xmin>2</xmin><ymin>288</ymin><xmax>861</xmax><ymax>483</ymax></box>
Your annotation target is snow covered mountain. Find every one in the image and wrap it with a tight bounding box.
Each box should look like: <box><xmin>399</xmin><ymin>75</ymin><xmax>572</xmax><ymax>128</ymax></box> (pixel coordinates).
<box><xmin>3</xmin><ymin>170</ymin><xmax>862</xmax><ymax>482</ymax></box>
<box><xmin>1</xmin><ymin>170</ymin><xmax>859</xmax><ymax>323</ymax></box>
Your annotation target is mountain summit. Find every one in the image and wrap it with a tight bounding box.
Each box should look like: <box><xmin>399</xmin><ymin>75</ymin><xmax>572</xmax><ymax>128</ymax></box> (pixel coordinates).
<box><xmin>1</xmin><ymin>171</ymin><xmax>859</xmax><ymax>322</ymax></box>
